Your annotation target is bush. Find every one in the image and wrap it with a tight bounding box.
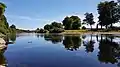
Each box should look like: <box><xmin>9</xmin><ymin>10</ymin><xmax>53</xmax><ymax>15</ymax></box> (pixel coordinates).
<box><xmin>82</xmin><ymin>26</ymin><xmax>86</xmax><ymax>30</ymax></box>
<box><xmin>0</xmin><ymin>27</ymin><xmax>7</xmax><ymax>35</ymax></box>
<box><xmin>49</xmin><ymin>28</ymin><xmax>64</xmax><ymax>33</ymax></box>
<box><xmin>36</xmin><ymin>29</ymin><xmax>48</xmax><ymax>33</ymax></box>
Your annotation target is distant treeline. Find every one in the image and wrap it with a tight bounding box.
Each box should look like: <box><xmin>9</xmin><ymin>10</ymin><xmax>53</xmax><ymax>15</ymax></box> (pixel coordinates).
<box><xmin>16</xmin><ymin>29</ymin><xmax>35</xmax><ymax>33</ymax></box>
<box><xmin>36</xmin><ymin>1</ymin><xmax>120</xmax><ymax>33</ymax></box>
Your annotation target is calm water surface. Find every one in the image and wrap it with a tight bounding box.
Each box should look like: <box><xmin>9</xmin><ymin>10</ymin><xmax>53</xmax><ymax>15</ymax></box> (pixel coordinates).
<box><xmin>1</xmin><ymin>33</ymin><xmax>120</xmax><ymax>67</ymax></box>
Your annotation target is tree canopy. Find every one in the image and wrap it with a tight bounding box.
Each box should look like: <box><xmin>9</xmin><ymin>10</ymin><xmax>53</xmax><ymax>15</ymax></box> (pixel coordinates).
<box><xmin>83</xmin><ymin>13</ymin><xmax>95</xmax><ymax>30</ymax></box>
<box><xmin>97</xmin><ymin>1</ymin><xmax>120</xmax><ymax>29</ymax></box>
<box><xmin>62</xmin><ymin>16</ymin><xmax>81</xmax><ymax>30</ymax></box>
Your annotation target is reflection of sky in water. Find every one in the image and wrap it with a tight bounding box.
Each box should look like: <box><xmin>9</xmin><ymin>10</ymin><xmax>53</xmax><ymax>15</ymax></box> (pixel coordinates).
<box><xmin>3</xmin><ymin>33</ymin><xmax>120</xmax><ymax>67</ymax></box>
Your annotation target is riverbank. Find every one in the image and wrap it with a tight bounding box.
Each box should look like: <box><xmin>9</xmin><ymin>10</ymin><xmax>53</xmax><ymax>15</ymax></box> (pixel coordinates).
<box><xmin>62</xmin><ymin>31</ymin><xmax>120</xmax><ymax>35</ymax></box>
<box><xmin>61</xmin><ymin>30</ymin><xmax>120</xmax><ymax>35</ymax></box>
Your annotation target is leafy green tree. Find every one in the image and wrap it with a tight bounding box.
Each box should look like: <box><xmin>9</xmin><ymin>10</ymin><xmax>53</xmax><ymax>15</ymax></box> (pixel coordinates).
<box><xmin>62</xmin><ymin>16</ymin><xmax>73</xmax><ymax>30</ymax></box>
<box><xmin>70</xmin><ymin>16</ymin><xmax>81</xmax><ymax>30</ymax></box>
<box><xmin>51</xmin><ymin>22</ymin><xmax>63</xmax><ymax>28</ymax></box>
<box><xmin>36</xmin><ymin>28</ymin><xmax>39</xmax><ymax>33</ymax></box>
<box><xmin>36</xmin><ymin>28</ymin><xmax>47</xmax><ymax>33</ymax></box>
<box><xmin>82</xmin><ymin>26</ymin><xmax>86</xmax><ymax>30</ymax></box>
<box><xmin>0</xmin><ymin>2</ymin><xmax>6</xmax><ymax>16</ymax></box>
<box><xmin>10</xmin><ymin>24</ymin><xmax>16</xmax><ymax>29</ymax></box>
<box><xmin>0</xmin><ymin>2</ymin><xmax>11</xmax><ymax>35</ymax></box>
<box><xmin>10</xmin><ymin>24</ymin><xmax>16</xmax><ymax>34</ymax></box>
<box><xmin>62</xmin><ymin>16</ymin><xmax>81</xmax><ymax>30</ymax></box>
<box><xmin>97</xmin><ymin>1</ymin><xmax>120</xmax><ymax>29</ymax></box>
<box><xmin>43</xmin><ymin>22</ymin><xmax>64</xmax><ymax>33</ymax></box>
<box><xmin>83</xmin><ymin>13</ymin><xmax>95</xmax><ymax>30</ymax></box>
<box><xmin>44</xmin><ymin>24</ymin><xmax>53</xmax><ymax>31</ymax></box>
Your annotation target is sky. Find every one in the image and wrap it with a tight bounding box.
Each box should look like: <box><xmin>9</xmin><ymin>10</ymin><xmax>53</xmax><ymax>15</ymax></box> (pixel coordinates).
<box><xmin>0</xmin><ymin>0</ymin><xmax>118</xmax><ymax>30</ymax></box>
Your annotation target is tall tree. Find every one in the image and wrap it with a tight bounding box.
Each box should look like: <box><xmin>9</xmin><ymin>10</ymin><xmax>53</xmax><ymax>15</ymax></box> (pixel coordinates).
<box><xmin>44</xmin><ymin>24</ymin><xmax>53</xmax><ymax>31</ymax></box>
<box><xmin>62</xmin><ymin>16</ymin><xmax>81</xmax><ymax>30</ymax></box>
<box><xmin>83</xmin><ymin>13</ymin><xmax>95</xmax><ymax>30</ymax></box>
<box><xmin>70</xmin><ymin>16</ymin><xmax>81</xmax><ymax>30</ymax></box>
<box><xmin>97</xmin><ymin>1</ymin><xmax>120</xmax><ymax>29</ymax></box>
<box><xmin>51</xmin><ymin>22</ymin><xmax>63</xmax><ymax>28</ymax></box>
<box><xmin>62</xmin><ymin>16</ymin><xmax>73</xmax><ymax>30</ymax></box>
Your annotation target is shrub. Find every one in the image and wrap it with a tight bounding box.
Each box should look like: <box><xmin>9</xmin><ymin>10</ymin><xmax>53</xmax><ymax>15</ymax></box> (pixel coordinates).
<box><xmin>49</xmin><ymin>28</ymin><xmax>64</xmax><ymax>33</ymax></box>
<box><xmin>36</xmin><ymin>29</ymin><xmax>48</xmax><ymax>33</ymax></box>
<box><xmin>82</xmin><ymin>26</ymin><xmax>86</xmax><ymax>30</ymax></box>
<box><xmin>0</xmin><ymin>27</ymin><xmax>7</xmax><ymax>35</ymax></box>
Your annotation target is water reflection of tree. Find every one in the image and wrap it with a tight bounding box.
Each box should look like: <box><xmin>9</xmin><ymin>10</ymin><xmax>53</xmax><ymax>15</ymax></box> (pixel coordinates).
<box><xmin>9</xmin><ymin>33</ymin><xmax>16</xmax><ymax>42</ymax></box>
<box><xmin>0</xmin><ymin>48</ymin><xmax>7</xmax><ymax>67</ymax></box>
<box><xmin>44</xmin><ymin>34</ymin><xmax>63</xmax><ymax>44</ymax></box>
<box><xmin>36</xmin><ymin>33</ymin><xmax>44</xmax><ymax>38</ymax></box>
<box><xmin>98</xmin><ymin>35</ymin><xmax>120</xmax><ymax>64</ymax></box>
<box><xmin>63</xmin><ymin>35</ymin><xmax>82</xmax><ymax>51</ymax></box>
<box><xmin>83</xmin><ymin>35</ymin><xmax>95</xmax><ymax>53</ymax></box>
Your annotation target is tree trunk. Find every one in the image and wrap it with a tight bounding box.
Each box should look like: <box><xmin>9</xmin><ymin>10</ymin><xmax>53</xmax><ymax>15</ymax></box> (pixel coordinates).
<box><xmin>90</xmin><ymin>25</ymin><xmax>92</xmax><ymax>30</ymax></box>
<box><xmin>91</xmin><ymin>34</ymin><xmax>92</xmax><ymax>41</ymax></box>
<box><xmin>101</xmin><ymin>25</ymin><xmax>102</xmax><ymax>30</ymax></box>
<box><xmin>105</xmin><ymin>25</ymin><xmax>108</xmax><ymax>29</ymax></box>
<box><xmin>110</xmin><ymin>23</ymin><xmax>113</xmax><ymax>28</ymax></box>
<box><xmin>96</xmin><ymin>24</ymin><xmax>98</xmax><ymax>30</ymax></box>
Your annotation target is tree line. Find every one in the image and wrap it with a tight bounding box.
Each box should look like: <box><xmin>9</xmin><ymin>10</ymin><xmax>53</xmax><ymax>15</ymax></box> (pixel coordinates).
<box><xmin>36</xmin><ymin>1</ymin><xmax>120</xmax><ymax>33</ymax></box>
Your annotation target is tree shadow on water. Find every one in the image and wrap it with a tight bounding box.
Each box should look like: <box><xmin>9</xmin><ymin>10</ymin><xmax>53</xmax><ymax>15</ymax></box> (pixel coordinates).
<box><xmin>98</xmin><ymin>35</ymin><xmax>120</xmax><ymax>65</ymax></box>
<box><xmin>62</xmin><ymin>35</ymin><xmax>82</xmax><ymax>51</ymax></box>
<box><xmin>44</xmin><ymin>34</ymin><xmax>63</xmax><ymax>44</ymax></box>
<box><xmin>83</xmin><ymin>35</ymin><xmax>95</xmax><ymax>53</ymax></box>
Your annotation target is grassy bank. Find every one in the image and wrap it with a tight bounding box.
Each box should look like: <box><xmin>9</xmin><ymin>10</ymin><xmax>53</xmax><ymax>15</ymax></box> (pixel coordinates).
<box><xmin>62</xmin><ymin>30</ymin><xmax>120</xmax><ymax>35</ymax></box>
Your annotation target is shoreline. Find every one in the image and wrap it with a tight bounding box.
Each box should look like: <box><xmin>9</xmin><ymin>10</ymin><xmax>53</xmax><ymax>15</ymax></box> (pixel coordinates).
<box><xmin>62</xmin><ymin>31</ymin><xmax>120</xmax><ymax>35</ymax></box>
<box><xmin>36</xmin><ymin>31</ymin><xmax>120</xmax><ymax>35</ymax></box>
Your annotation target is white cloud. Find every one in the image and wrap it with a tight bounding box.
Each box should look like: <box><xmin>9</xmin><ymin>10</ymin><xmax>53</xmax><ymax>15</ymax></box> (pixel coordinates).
<box><xmin>6</xmin><ymin>15</ymin><xmax>50</xmax><ymax>21</ymax></box>
<box><xmin>5</xmin><ymin>15</ymin><xmax>51</xmax><ymax>30</ymax></box>
<box><xmin>5</xmin><ymin>12</ymin><xmax>100</xmax><ymax>30</ymax></box>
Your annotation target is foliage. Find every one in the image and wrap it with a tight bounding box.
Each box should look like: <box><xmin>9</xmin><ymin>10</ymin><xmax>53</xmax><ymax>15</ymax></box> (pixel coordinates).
<box><xmin>10</xmin><ymin>24</ymin><xmax>16</xmax><ymax>29</ymax></box>
<box><xmin>36</xmin><ymin>28</ymin><xmax>48</xmax><ymax>33</ymax></box>
<box><xmin>44</xmin><ymin>22</ymin><xmax>64</xmax><ymax>33</ymax></box>
<box><xmin>82</xmin><ymin>26</ymin><xmax>86</xmax><ymax>30</ymax></box>
<box><xmin>63</xmin><ymin>35</ymin><xmax>82</xmax><ymax>51</ymax></box>
<box><xmin>9</xmin><ymin>33</ymin><xmax>16</xmax><ymax>42</ymax></box>
<box><xmin>0</xmin><ymin>2</ymin><xmax>16</xmax><ymax>35</ymax></box>
<box><xmin>0</xmin><ymin>2</ymin><xmax>6</xmax><ymax>16</ymax></box>
<box><xmin>62</xmin><ymin>16</ymin><xmax>81</xmax><ymax>30</ymax></box>
<box><xmin>44</xmin><ymin>34</ymin><xmax>63</xmax><ymax>44</ymax></box>
<box><xmin>49</xmin><ymin>28</ymin><xmax>64</xmax><ymax>33</ymax></box>
<box><xmin>44</xmin><ymin>24</ymin><xmax>53</xmax><ymax>31</ymax></box>
<box><xmin>97</xmin><ymin>1</ymin><xmax>120</xmax><ymax>29</ymax></box>
<box><xmin>51</xmin><ymin>22</ymin><xmax>63</xmax><ymax>28</ymax></box>
<box><xmin>83</xmin><ymin>13</ymin><xmax>95</xmax><ymax>30</ymax></box>
<box><xmin>0</xmin><ymin>27</ymin><xmax>7</xmax><ymax>35</ymax></box>
<box><xmin>98</xmin><ymin>35</ymin><xmax>120</xmax><ymax>64</ymax></box>
<box><xmin>0</xmin><ymin>15</ymin><xmax>10</xmax><ymax>35</ymax></box>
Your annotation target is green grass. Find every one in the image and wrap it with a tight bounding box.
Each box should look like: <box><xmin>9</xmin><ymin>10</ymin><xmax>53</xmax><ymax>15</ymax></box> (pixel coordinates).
<box><xmin>65</xmin><ymin>30</ymin><xmax>88</xmax><ymax>32</ymax></box>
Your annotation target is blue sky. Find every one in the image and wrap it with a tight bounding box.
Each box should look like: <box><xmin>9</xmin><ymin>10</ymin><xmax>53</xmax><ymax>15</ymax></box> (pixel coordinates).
<box><xmin>0</xmin><ymin>0</ymin><xmax>118</xmax><ymax>30</ymax></box>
